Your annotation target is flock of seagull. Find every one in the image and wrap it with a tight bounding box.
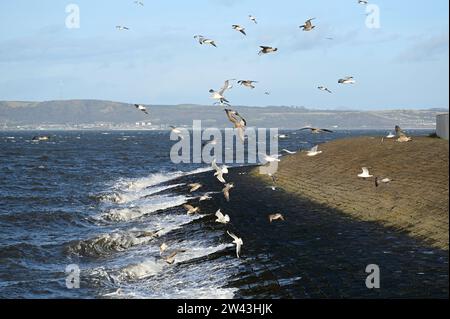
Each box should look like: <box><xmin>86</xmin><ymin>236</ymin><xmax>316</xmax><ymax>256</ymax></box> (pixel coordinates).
<box><xmin>119</xmin><ymin>1</ymin><xmax>413</xmax><ymax>262</ymax></box>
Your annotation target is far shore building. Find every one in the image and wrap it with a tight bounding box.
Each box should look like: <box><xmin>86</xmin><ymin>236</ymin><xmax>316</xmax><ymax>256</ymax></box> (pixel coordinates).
<box><xmin>436</xmin><ymin>113</ymin><xmax>449</xmax><ymax>140</ymax></box>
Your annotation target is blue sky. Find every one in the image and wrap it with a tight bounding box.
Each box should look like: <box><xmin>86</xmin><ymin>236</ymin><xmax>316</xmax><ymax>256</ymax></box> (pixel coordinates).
<box><xmin>0</xmin><ymin>0</ymin><xmax>448</xmax><ymax>109</ymax></box>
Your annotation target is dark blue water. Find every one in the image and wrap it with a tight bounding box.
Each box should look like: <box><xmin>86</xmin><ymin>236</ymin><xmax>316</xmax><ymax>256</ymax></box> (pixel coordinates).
<box><xmin>0</xmin><ymin>129</ymin><xmax>435</xmax><ymax>299</ymax></box>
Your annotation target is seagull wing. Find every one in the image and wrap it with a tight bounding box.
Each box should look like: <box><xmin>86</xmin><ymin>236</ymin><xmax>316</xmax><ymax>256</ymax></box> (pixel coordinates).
<box><xmin>211</xmin><ymin>159</ymin><xmax>221</xmax><ymax>172</ymax></box>
<box><xmin>223</xmin><ymin>188</ymin><xmax>230</xmax><ymax>202</ymax></box>
<box><xmin>237</xmin><ymin>127</ymin><xmax>246</xmax><ymax>143</ymax></box>
<box><xmin>216</xmin><ymin>172</ymin><xmax>226</xmax><ymax>184</ymax></box>
<box><xmin>235</xmin><ymin>242</ymin><xmax>242</xmax><ymax>258</ymax></box>
<box><xmin>227</xmin><ymin>231</ymin><xmax>239</xmax><ymax>241</ymax></box>
<box><xmin>215</xmin><ymin>210</ymin><xmax>224</xmax><ymax>219</ymax></box>
<box><xmin>219</xmin><ymin>80</ymin><xmax>230</xmax><ymax>95</ymax></box>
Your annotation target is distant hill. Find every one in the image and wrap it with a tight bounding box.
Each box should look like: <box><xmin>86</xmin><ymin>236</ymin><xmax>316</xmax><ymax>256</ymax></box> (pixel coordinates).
<box><xmin>0</xmin><ymin>100</ymin><xmax>446</xmax><ymax>129</ymax></box>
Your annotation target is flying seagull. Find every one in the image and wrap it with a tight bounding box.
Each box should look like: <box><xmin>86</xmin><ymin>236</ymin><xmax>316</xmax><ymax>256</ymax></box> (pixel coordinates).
<box><xmin>210</xmin><ymin>80</ymin><xmax>234</xmax><ymax>106</ymax></box>
<box><xmin>215</xmin><ymin>209</ymin><xmax>230</xmax><ymax>224</ymax></box>
<box><xmin>375</xmin><ymin>177</ymin><xmax>392</xmax><ymax>187</ymax></box>
<box><xmin>134</xmin><ymin>104</ymin><xmax>149</xmax><ymax>115</ymax></box>
<box><xmin>169</xmin><ymin>126</ymin><xmax>184</xmax><ymax>140</ymax></box>
<box><xmin>134</xmin><ymin>1</ymin><xmax>144</xmax><ymax>6</ymax></box>
<box><xmin>300</xmin><ymin>18</ymin><xmax>316</xmax><ymax>31</ymax></box>
<box><xmin>238</xmin><ymin>80</ymin><xmax>258</xmax><ymax>89</ymax></box>
<box><xmin>358</xmin><ymin>0</ymin><xmax>369</xmax><ymax>5</ymax></box>
<box><xmin>318</xmin><ymin>86</ymin><xmax>333</xmax><ymax>94</ymax></box>
<box><xmin>116</xmin><ymin>26</ymin><xmax>130</xmax><ymax>31</ymax></box>
<box><xmin>299</xmin><ymin>127</ymin><xmax>334</xmax><ymax>134</ymax></box>
<box><xmin>306</xmin><ymin>145</ymin><xmax>323</xmax><ymax>157</ymax></box>
<box><xmin>224</xmin><ymin>109</ymin><xmax>247</xmax><ymax>143</ymax></box>
<box><xmin>222</xmin><ymin>183</ymin><xmax>234</xmax><ymax>202</ymax></box>
<box><xmin>232</xmin><ymin>25</ymin><xmax>247</xmax><ymax>36</ymax></box>
<box><xmin>194</xmin><ymin>35</ymin><xmax>217</xmax><ymax>47</ymax></box>
<box><xmin>338</xmin><ymin>76</ymin><xmax>356</xmax><ymax>84</ymax></box>
<box><xmin>249</xmin><ymin>15</ymin><xmax>258</xmax><ymax>24</ymax></box>
<box><xmin>164</xmin><ymin>250</ymin><xmax>186</xmax><ymax>265</ymax></box>
<box><xmin>227</xmin><ymin>231</ymin><xmax>243</xmax><ymax>258</ymax></box>
<box><xmin>262</xmin><ymin>154</ymin><xmax>281</xmax><ymax>163</ymax></box>
<box><xmin>32</xmin><ymin>136</ymin><xmax>50</xmax><ymax>142</ymax></box>
<box><xmin>269</xmin><ymin>213</ymin><xmax>285</xmax><ymax>223</ymax></box>
<box><xmin>212</xmin><ymin>158</ymin><xmax>229</xmax><ymax>184</ymax></box>
<box><xmin>160</xmin><ymin>243</ymin><xmax>168</xmax><ymax>255</ymax></box>
<box><xmin>188</xmin><ymin>183</ymin><xmax>202</xmax><ymax>193</ymax></box>
<box><xmin>258</xmin><ymin>46</ymin><xmax>278</xmax><ymax>55</ymax></box>
<box><xmin>184</xmin><ymin>204</ymin><xmax>200</xmax><ymax>215</ymax></box>
<box><xmin>395</xmin><ymin>125</ymin><xmax>412</xmax><ymax>142</ymax></box>
<box><xmin>199</xmin><ymin>194</ymin><xmax>212</xmax><ymax>202</ymax></box>
<box><xmin>386</xmin><ymin>132</ymin><xmax>396</xmax><ymax>139</ymax></box>
<box><xmin>358</xmin><ymin>167</ymin><xmax>373</xmax><ymax>178</ymax></box>
<box><xmin>282</xmin><ymin>149</ymin><xmax>297</xmax><ymax>155</ymax></box>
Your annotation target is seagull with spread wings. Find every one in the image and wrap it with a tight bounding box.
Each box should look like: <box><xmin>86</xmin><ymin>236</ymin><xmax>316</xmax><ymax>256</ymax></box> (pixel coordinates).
<box><xmin>224</xmin><ymin>109</ymin><xmax>247</xmax><ymax>143</ymax></box>
<box><xmin>227</xmin><ymin>231</ymin><xmax>243</xmax><ymax>258</ymax></box>
<box><xmin>210</xmin><ymin>80</ymin><xmax>234</xmax><ymax>106</ymax></box>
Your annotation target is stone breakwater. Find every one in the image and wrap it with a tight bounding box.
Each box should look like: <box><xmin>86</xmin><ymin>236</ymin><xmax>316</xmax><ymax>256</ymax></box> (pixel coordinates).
<box><xmin>253</xmin><ymin>136</ymin><xmax>449</xmax><ymax>250</ymax></box>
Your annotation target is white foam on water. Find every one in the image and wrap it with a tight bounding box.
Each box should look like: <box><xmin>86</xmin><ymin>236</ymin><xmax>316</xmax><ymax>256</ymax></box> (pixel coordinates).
<box><xmin>102</xmin><ymin>194</ymin><xmax>189</xmax><ymax>222</ymax></box>
<box><xmin>69</xmin><ymin>231</ymin><xmax>160</xmax><ymax>257</ymax></box>
<box><xmin>119</xmin><ymin>258</ymin><xmax>165</xmax><ymax>280</ymax></box>
<box><xmin>115</xmin><ymin>242</ymin><xmax>231</xmax><ymax>282</ymax></box>
<box><xmin>103</xmin><ymin>183</ymin><xmax>185</xmax><ymax>205</ymax></box>
<box><xmin>106</xmin><ymin>286</ymin><xmax>237</xmax><ymax>299</ymax></box>
<box><xmin>112</xmin><ymin>167</ymin><xmax>212</xmax><ymax>192</ymax></box>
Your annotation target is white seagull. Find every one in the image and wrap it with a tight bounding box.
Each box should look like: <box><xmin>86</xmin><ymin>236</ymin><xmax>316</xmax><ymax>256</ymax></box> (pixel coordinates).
<box><xmin>262</xmin><ymin>154</ymin><xmax>281</xmax><ymax>163</ymax></box>
<box><xmin>282</xmin><ymin>149</ymin><xmax>297</xmax><ymax>155</ymax></box>
<box><xmin>300</xmin><ymin>18</ymin><xmax>316</xmax><ymax>31</ymax></box>
<box><xmin>222</xmin><ymin>183</ymin><xmax>234</xmax><ymax>202</ymax></box>
<box><xmin>160</xmin><ymin>243</ymin><xmax>168</xmax><ymax>255</ymax></box>
<box><xmin>249</xmin><ymin>15</ymin><xmax>258</xmax><ymax>24</ymax></box>
<box><xmin>194</xmin><ymin>35</ymin><xmax>217</xmax><ymax>47</ymax></box>
<box><xmin>232</xmin><ymin>25</ymin><xmax>247</xmax><ymax>36</ymax></box>
<box><xmin>269</xmin><ymin>213</ymin><xmax>285</xmax><ymax>223</ymax></box>
<box><xmin>338</xmin><ymin>76</ymin><xmax>356</xmax><ymax>84</ymax></box>
<box><xmin>188</xmin><ymin>183</ymin><xmax>203</xmax><ymax>193</ymax></box>
<box><xmin>212</xmin><ymin>159</ymin><xmax>228</xmax><ymax>184</ymax></box>
<box><xmin>224</xmin><ymin>108</ymin><xmax>247</xmax><ymax>143</ymax></box>
<box><xmin>215</xmin><ymin>209</ymin><xmax>230</xmax><ymax>224</ymax></box>
<box><xmin>184</xmin><ymin>204</ymin><xmax>200</xmax><ymax>215</ymax></box>
<box><xmin>318</xmin><ymin>86</ymin><xmax>333</xmax><ymax>94</ymax></box>
<box><xmin>227</xmin><ymin>231</ymin><xmax>243</xmax><ymax>258</ymax></box>
<box><xmin>258</xmin><ymin>46</ymin><xmax>278</xmax><ymax>55</ymax></box>
<box><xmin>358</xmin><ymin>167</ymin><xmax>373</xmax><ymax>178</ymax></box>
<box><xmin>375</xmin><ymin>177</ymin><xmax>392</xmax><ymax>187</ymax></box>
<box><xmin>386</xmin><ymin>132</ymin><xmax>396</xmax><ymax>139</ymax></box>
<box><xmin>134</xmin><ymin>104</ymin><xmax>149</xmax><ymax>115</ymax></box>
<box><xmin>199</xmin><ymin>194</ymin><xmax>212</xmax><ymax>202</ymax></box>
<box><xmin>170</xmin><ymin>126</ymin><xmax>184</xmax><ymax>140</ymax></box>
<box><xmin>306</xmin><ymin>145</ymin><xmax>323</xmax><ymax>157</ymax></box>
<box><xmin>116</xmin><ymin>26</ymin><xmax>130</xmax><ymax>31</ymax></box>
<box><xmin>238</xmin><ymin>80</ymin><xmax>258</xmax><ymax>89</ymax></box>
<box><xmin>210</xmin><ymin>80</ymin><xmax>233</xmax><ymax>106</ymax></box>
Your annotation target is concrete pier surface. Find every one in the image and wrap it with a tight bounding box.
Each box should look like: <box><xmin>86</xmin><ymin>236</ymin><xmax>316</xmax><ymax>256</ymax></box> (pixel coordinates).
<box><xmin>254</xmin><ymin>136</ymin><xmax>449</xmax><ymax>250</ymax></box>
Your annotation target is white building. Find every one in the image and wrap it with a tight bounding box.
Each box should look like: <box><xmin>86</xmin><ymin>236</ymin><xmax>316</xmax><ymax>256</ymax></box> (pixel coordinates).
<box><xmin>436</xmin><ymin>113</ymin><xmax>449</xmax><ymax>140</ymax></box>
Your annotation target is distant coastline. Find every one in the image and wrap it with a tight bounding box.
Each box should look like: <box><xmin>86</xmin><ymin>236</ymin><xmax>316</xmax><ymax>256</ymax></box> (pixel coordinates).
<box><xmin>0</xmin><ymin>99</ymin><xmax>444</xmax><ymax>130</ymax></box>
